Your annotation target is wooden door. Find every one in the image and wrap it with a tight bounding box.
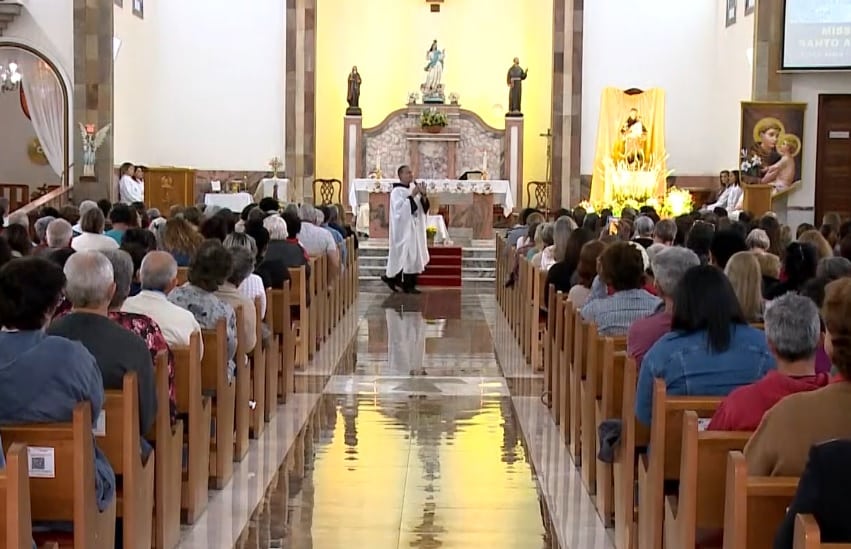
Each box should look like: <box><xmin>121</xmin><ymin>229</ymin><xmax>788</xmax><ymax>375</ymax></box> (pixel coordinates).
<box><xmin>815</xmin><ymin>95</ymin><xmax>851</xmax><ymax>222</ymax></box>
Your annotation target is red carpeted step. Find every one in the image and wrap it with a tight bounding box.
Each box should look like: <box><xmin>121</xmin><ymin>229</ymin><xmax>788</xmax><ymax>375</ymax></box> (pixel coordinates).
<box><xmin>419</xmin><ymin>274</ymin><xmax>462</xmax><ymax>287</ymax></box>
<box><xmin>422</xmin><ymin>246</ymin><xmax>462</xmax><ymax>286</ymax></box>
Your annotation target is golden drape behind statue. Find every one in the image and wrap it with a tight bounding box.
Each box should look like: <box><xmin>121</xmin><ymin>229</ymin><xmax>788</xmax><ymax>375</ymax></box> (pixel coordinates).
<box><xmin>590</xmin><ymin>87</ymin><xmax>667</xmax><ymax>205</ymax></box>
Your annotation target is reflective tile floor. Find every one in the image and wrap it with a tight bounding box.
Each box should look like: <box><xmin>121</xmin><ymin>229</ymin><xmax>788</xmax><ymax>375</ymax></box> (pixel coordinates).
<box><xmin>177</xmin><ymin>290</ymin><xmax>613</xmax><ymax>549</ymax></box>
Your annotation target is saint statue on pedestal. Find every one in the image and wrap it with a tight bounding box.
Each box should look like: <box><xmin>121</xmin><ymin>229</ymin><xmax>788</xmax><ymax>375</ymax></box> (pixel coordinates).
<box><xmin>507</xmin><ymin>58</ymin><xmax>528</xmax><ymax>115</ymax></box>
<box><xmin>347</xmin><ymin>66</ymin><xmax>362</xmax><ymax>115</ymax></box>
<box><xmin>617</xmin><ymin>108</ymin><xmax>648</xmax><ymax>165</ymax></box>
<box><xmin>421</xmin><ymin>40</ymin><xmax>445</xmax><ymax>103</ymax></box>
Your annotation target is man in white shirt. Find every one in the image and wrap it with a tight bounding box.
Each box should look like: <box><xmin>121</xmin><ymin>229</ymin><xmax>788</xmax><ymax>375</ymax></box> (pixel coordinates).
<box><xmin>296</xmin><ymin>204</ymin><xmax>340</xmax><ymax>278</ymax></box>
<box><xmin>118</xmin><ymin>162</ymin><xmax>144</xmax><ymax>204</ymax></box>
<box><xmin>121</xmin><ymin>251</ymin><xmax>203</xmax><ymax>354</ymax></box>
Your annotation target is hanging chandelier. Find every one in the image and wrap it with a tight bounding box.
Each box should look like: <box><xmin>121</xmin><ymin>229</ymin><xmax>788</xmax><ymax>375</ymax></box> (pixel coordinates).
<box><xmin>0</xmin><ymin>62</ymin><xmax>22</xmax><ymax>94</ymax></box>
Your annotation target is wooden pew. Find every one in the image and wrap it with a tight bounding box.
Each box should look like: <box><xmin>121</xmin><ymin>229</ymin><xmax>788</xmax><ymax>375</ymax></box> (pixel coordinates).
<box><xmin>594</xmin><ymin>337</ymin><xmax>628</xmax><ymax>526</ymax></box>
<box><xmin>233</xmin><ymin>305</ymin><xmax>250</xmax><ymax>462</ymax></box>
<box><xmin>528</xmin><ymin>266</ymin><xmax>546</xmax><ymax>371</ymax></box>
<box><xmin>582</xmin><ymin>328</ymin><xmax>627</xmax><ymax>496</ymax></box>
<box><xmin>543</xmin><ymin>283</ymin><xmax>557</xmax><ymax>402</ymax></box>
<box><xmin>271</xmin><ymin>281</ymin><xmax>295</xmax><ymax>400</ymax></box>
<box><xmin>249</xmin><ymin>295</ymin><xmax>266</xmax><ymax>438</ymax></box>
<box><xmin>172</xmin><ymin>331</ymin><xmax>211</xmax><ymax>524</ymax></box>
<box><xmin>723</xmin><ymin>451</ymin><xmax>798</xmax><ymax>549</ymax></box>
<box><xmin>307</xmin><ymin>257</ymin><xmax>319</xmax><ymax>359</ymax></box>
<box><xmin>176</xmin><ymin>267</ymin><xmax>188</xmax><ymax>286</ymax></box>
<box><xmin>0</xmin><ymin>443</ymin><xmax>36</xmax><ymax>549</ymax></box>
<box><xmin>568</xmin><ymin>312</ymin><xmax>590</xmax><ymax>463</ymax></box>
<box><xmin>201</xmin><ymin>318</ymin><xmax>235</xmax><ymax>489</ymax></box>
<box><xmin>637</xmin><ymin>380</ymin><xmax>723</xmax><ymax>549</ymax></box>
<box><xmin>148</xmin><ymin>353</ymin><xmax>182</xmax><ymax>549</ymax></box>
<box><xmin>99</xmin><ymin>371</ymin><xmax>155</xmax><ymax>549</ymax></box>
<box><xmin>613</xmin><ymin>356</ymin><xmax>648</xmax><ymax>549</ymax></box>
<box><xmin>286</xmin><ymin>267</ymin><xmax>309</xmax><ymax>369</ymax></box>
<box><xmin>794</xmin><ymin>514</ymin><xmax>851</xmax><ymax>549</ymax></box>
<box><xmin>549</xmin><ymin>289</ymin><xmax>565</xmax><ymax>423</ymax></box>
<box><xmin>559</xmin><ymin>300</ymin><xmax>577</xmax><ymax>444</ymax></box>
<box><xmin>1</xmin><ymin>403</ymin><xmax>117</xmax><ymax>547</ymax></box>
<box><xmin>663</xmin><ymin>411</ymin><xmax>751</xmax><ymax>549</ymax></box>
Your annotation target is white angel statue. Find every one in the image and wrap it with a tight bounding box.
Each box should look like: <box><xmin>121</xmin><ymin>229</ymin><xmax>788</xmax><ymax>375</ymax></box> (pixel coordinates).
<box><xmin>79</xmin><ymin>123</ymin><xmax>112</xmax><ymax>177</ymax></box>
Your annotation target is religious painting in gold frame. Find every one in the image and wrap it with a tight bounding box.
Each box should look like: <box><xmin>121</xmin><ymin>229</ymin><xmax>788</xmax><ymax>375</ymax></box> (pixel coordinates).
<box><xmin>739</xmin><ymin>102</ymin><xmax>806</xmax><ymax>188</ymax></box>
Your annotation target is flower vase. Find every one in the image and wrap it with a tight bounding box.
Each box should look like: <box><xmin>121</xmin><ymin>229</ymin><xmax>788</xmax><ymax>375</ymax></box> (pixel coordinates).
<box><xmin>423</xmin><ymin>125</ymin><xmax>442</xmax><ymax>134</ymax></box>
<box><xmin>427</xmin><ymin>234</ymin><xmax>435</xmax><ymax>246</ymax></box>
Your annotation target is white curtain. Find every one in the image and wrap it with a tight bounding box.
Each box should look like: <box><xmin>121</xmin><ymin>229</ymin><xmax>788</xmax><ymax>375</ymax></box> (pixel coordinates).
<box><xmin>18</xmin><ymin>52</ymin><xmax>65</xmax><ymax>178</ymax></box>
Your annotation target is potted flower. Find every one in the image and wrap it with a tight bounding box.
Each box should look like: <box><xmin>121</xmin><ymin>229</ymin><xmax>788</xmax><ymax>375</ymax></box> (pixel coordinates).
<box><xmin>740</xmin><ymin>149</ymin><xmax>763</xmax><ymax>184</ymax></box>
<box><xmin>420</xmin><ymin>109</ymin><xmax>448</xmax><ymax>134</ymax></box>
<box><xmin>426</xmin><ymin>226</ymin><xmax>437</xmax><ymax>245</ymax></box>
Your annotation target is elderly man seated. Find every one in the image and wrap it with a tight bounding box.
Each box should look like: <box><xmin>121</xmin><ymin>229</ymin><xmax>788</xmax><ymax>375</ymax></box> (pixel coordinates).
<box><xmin>122</xmin><ymin>251</ymin><xmax>203</xmax><ymax>352</ymax></box>
<box><xmin>296</xmin><ymin>204</ymin><xmax>340</xmax><ymax>278</ymax></box>
<box><xmin>48</xmin><ymin>251</ymin><xmax>157</xmax><ymax>447</ymax></box>
<box><xmin>37</xmin><ymin>218</ymin><xmax>74</xmax><ymax>256</ymax></box>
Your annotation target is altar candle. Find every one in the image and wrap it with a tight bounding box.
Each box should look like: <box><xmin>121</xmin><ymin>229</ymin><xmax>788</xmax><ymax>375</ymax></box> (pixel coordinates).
<box><xmin>483</xmin><ymin>151</ymin><xmax>488</xmax><ymax>171</ymax></box>
<box><xmin>377</xmin><ymin>151</ymin><xmax>381</xmax><ymax>171</ymax></box>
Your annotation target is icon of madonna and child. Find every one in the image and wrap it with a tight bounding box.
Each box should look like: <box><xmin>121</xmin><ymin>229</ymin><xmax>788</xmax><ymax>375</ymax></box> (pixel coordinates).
<box><xmin>740</xmin><ymin>106</ymin><xmax>805</xmax><ymax>192</ymax></box>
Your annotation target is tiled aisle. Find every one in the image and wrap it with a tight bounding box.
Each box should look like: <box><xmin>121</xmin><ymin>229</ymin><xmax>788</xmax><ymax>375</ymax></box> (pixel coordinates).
<box><xmin>177</xmin><ymin>290</ymin><xmax>613</xmax><ymax>548</ymax></box>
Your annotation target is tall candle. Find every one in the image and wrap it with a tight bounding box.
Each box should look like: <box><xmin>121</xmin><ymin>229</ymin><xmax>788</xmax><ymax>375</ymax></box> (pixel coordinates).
<box><xmin>483</xmin><ymin>151</ymin><xmax>488</xmax><ymax>171</ymax></box>
<box><xmin>377</xmin><ymin>152</ymin><xmax>381</xmax><ymax>171</ymax></box>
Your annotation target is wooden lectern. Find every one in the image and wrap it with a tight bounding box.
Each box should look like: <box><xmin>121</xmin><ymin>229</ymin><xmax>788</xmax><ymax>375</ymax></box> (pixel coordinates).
<box><xmin>742</xmin><ymin>184</ymin><xmax>773</xmax><ymax>217</ymax></box>
<box><xmin>145</xmin><ymin>167</ymin><xmax>196</xmax><ymax>214</ymax></box>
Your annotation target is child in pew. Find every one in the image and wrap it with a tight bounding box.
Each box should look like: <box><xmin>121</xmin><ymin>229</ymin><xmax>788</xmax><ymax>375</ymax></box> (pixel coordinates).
<box><xmin>708</xmin><ymin>294</ymin><xmax>828</xmax><ymax>432</ymax></box>
<box><xmin>0</xmin><ymin>258</ymin><xmax>116</xmax><ymax>512</ymax></box>
<box><xmin>745</xmin><ymin>278</ymin><xmax>851</xmax><ymax>477</ymax></box>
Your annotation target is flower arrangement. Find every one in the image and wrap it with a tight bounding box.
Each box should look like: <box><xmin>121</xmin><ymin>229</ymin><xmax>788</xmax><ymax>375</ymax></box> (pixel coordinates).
<box><xmin>420</xmin><ymin>109</ymin><xmax>448</xmax><ymax>129</ymax></box>
<box><xmin>577</xmin><ymin>186</ymin><xmax>693</xmax><ymax>219</ymax></box>
<box><xmin>426</xmin><ymin>226</ymin><xmax>438</xmax><ymax>238</ymax></box>
<box><xmin>740</xmin><ymin>149</ymin><xmax>763</xmax><ymax>177</ymax></box>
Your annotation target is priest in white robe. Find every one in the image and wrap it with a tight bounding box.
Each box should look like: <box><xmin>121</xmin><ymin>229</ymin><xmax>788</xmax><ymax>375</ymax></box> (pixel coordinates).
<box><xmin>381</xmin><ymin>165</ymin><xmax>430</xmax><ymax>294</ymax></box>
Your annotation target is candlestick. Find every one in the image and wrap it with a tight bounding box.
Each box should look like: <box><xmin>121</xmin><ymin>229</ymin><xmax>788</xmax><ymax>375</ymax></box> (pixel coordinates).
<box><xmin>483</xmin><ymin>151</ymin><xmax>488</xmax><ymax>171</ymax></box>
<box><xmin>377</xmin><ymin>151</ymin><xmax>381</xmax><ymax>172</ymax></box>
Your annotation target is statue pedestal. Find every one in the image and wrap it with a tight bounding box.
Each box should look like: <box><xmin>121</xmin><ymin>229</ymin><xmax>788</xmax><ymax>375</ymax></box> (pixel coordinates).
<box><xmin>504</xmin><ymin>116</ymin><xmax>524</xmax><ymax>209</ymax></box>
<box><xmin>342</xmin><ymin>115</ymin><xmax>363</xmax><ymax>211</ymax></box>
<box><xmin>73</xmin><ymin>175</ymin><xmax>103</xmax><ymax>203</ymax></box>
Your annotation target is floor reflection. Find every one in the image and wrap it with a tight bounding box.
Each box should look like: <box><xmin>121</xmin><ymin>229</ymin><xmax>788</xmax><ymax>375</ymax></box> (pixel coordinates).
<box><xmin>236</xmin><ymin>395</ymin><xmax>556</xmax><ymax>548</ymax></box>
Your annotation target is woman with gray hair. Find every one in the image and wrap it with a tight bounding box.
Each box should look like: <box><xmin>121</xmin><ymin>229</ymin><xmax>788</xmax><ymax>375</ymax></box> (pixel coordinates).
<box><xmin>746</xmin><ymin>228</ymin><xmax>771</xmax><ymax>254</ymax></box>
<box><xmin>100</xmin><ymin>249</ymin><xmax>177</xmax><ymax>420</ymax></box>
<box><xmin>214</xmin><ymin>247</ymin><xmax>258</xmax><ymax>352</ymax></box>
<box><xmin>33</xmin><ymin>215</ymin><xmax>55</xmax><ymax>249</ymax></box>
<box><xmin>530</xmin><ymin>222</ymin><xmax>555</xmax><ymax>270</ymax></box>
<box><xmin>224</xmin><ymin>232</ymin><xmax>267</xmax><ymax>318</ymax></box>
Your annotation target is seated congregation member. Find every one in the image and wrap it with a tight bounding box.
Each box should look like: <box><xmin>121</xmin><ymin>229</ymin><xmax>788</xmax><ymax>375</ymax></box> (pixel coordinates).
<box><xmin>168</xmin><ymin>240</ymin><xmax>237</xmax><ymax>380</ymax></box>
<box><xmin>0</xmin><ymin>257</ymin><xmax>115</xmax><ymax>511</ymax></box>
<box><xmin>102</xmin><ymin>249</ymin><xmax>176</xmax><ymax>420</ymax></box>
<box><xmin>773</xmin><ymin>440</ymin><xmax>851</xmax><ymax>549</ymax></box>
<box><xmin>71</xmin><ymin>200</ymin><xmax>98</xmax><ymax>236</ymax></box>
<box><xmin>764</xmin><ymin>242</ymin><xmax>818</xmax><ymax>299</ymax></box>
<box><xmin>224</xmin><ymin>232</ymin><xmax>267</xmax><ymax>318</ymax></box>
<box><xmin>530</xmin><ymin>223</ymin><xmax>554</xmax><ymax>269</ymax></box>
<box><xmin>725</xmin><ymin>251</ymin><xmax>765</xmax><ymax>322</ymax></box>
<box><xmin>33</xmin><ymin>215</ymin><xmax>54</xmax><ymax>253</ymax></box>
<box><xmin>71</xmin><ymin>207</ymin><xmax>119</xmax><ymax>252</ymax></box>
<box><xmin>517</xmin><ymin>213</ymin><xmax>545</xmax><ymax>252</ymax></box>
<box><xmin>199</xmin><ymin>210</ymin><xmax>233</xmax><ymax>242</ymax></box>
<box><xmin>258</xmin><ymin>215</ymin><xmax>295</xmax><ymax>288</ymax></box>
<box><xmin>635</xmin><ymin>266</ymin><xmax>775</xmax><ymax>425</ymax></box>
<box><xmin>709</xmin><ymin>294</ymin><xmax>827</xmax><ymax>432</ymax></box>
<box><xmin>318</xmin><ymin>205</ymin><xmax>344</xmax><ymax>240</ymax></box>
<box><xmin>506</xmin><ymin>207</ymin><xmax>538</xmax><ymax>248</ymax></box>
<box><xmin>160</xmin><ymin>217</ymin><xmax>203</xmax><ymax>266</ymax></box>
<box><xmin>685</xmin><ymin>220</ymin><xmax>715</xmax><ymax>265</ymax></box>
<box><xmin>581</xmin><ymin>241</ymin><xmax>662</xmax><ymax>336</ymax></box>
<box><xmin>214</xmin><ymin>247</ymin><xmax>257</xmax><ymax>353</ymax></box>
<box><xmin>526</xmin><ymin>222</ymin><xmax>549</xmax><ymax>262</ymax></box>
<box><xmin>633</xmin><ymin>215</ymin><xmax>655</xmax><ymax>249</ymax></box>
<box><xmin>798</xmin><ymin>229</ymin><xmax>834</xmax><ymax>263</ymax></box>
<box><xmin>105</xmin><ymin>203</ymin><xmax>135</xmax><ymax>244</ymax></box>
<box><xmin>567</xmin><ymin>240</ymin><xmax>607</xmax><ymax>307</ymax></box>
<box><xmin>121</xmin><ymin>228</ymin><xmax>158</xmax><ymax>296</ymax></box>
<box><xmin>546</xmin><ymin>226</ymin><xmax>593</xmax><ymax>296</ymax></box>
<box><xmin>4</xmin><ymin>224</ymin><xmax>32</xmax><ymax>257</ymax></box>
<box><xmin>653</xmin><ymin>218</ymin><xmax>677</xmax><ymax>246</ymax></box>
<box><xmin>628</xmin><ymin>247</ymin><xmax>700</xmax><ymax>368</ymax></box>
<box><xmin>122</xmin><ymin>251</ymin><xmax>203</xmax><ymax>351</ymax></box>
<box><xmin>710</xmin><ymin>229</ymin><xmax>748</xmax><ymax>270</ymax></box>
<box><xmin>317</xmin><ymin>207</ymin><xmax>346</xmax><ymax>263</ymax></box>
<box><xmin>297</xmin><ymin>204</ymin><xmax>340</xmax><ymax>276</ymax></box>
<box><xmin>48</xmin><ymin>251</ymin><xmax>157</xmax><ymax>444</ymax></box>
<box><xmin>39</xmin><ymin>218</ymin><xmax>73</xmax><ymax>256</ymax></box>
<box><xmin>540</xmin><ymin>218</ymin><xmax>574</xmax><ymax>271</ymax></box>
<box><xmin>331</xmin><ymin>203</ymin><xmax>358</xmax><ymax>249</ymax></box>
<box><xmin>745</xmin><ymin>278</ymin><xmax>851</xmax><ymax>476</ymax></box>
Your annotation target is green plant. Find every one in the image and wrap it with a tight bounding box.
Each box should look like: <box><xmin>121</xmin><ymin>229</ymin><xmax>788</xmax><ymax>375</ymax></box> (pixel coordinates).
<box><xmin>420</xmin><ymin>109</ymin><xmax>448</xmax><ymax>128</ymax></box>
<box><xmin>426</xmin><ymin>226</ymin><xmax>438</xmax><ymax>237</ymax></box>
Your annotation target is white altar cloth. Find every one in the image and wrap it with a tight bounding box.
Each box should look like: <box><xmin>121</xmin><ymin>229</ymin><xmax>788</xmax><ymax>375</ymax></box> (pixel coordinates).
<box><xmin>253</xmin><ymin>178</ymin><xmax>290</xmax><ymax>201</ymax></box>
<box><xmin>348</xmin><ymin>178</ymin><xmax>515</xmax><ymax>217</ymax></box>
<box><xmin>205</xmin><ymin>192</ymin><xmax>253</xmax><ymax>212</ymax></box>
<box><xmin>427</xmin><ymin>214</ymin><xmax>449</xmax><ymax>242</ymax></box>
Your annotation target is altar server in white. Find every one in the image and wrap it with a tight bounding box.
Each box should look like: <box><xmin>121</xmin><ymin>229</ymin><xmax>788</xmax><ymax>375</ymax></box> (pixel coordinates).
<box><xmin>118</xmin><ymin>162</ymin><xmax>144</xmax><ymax>204</ymax></box>
<box><xmin>382</xmin><ymin>165</ymin><xmax>430</xmax><ymax>294</ymax></box>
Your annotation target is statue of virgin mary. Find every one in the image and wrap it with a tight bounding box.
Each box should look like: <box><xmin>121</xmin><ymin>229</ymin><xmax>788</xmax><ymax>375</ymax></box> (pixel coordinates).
<box><xmin>421</xmin><ymin>40</ymin><xmax>445</xmax><ymax>102</ymax></box>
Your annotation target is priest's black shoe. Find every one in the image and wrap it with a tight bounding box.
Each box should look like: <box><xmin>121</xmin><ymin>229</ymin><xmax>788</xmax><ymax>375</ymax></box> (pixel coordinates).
<box><xmin>380</xmin><ymin>275</ymin><xmax>399</xmax><ymax>292</ymax></box>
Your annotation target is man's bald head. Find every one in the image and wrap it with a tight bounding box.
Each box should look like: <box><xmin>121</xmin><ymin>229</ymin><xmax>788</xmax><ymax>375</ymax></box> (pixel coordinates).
<box><xmin>140</xmin><ymin>251</ymin><xmax>179</xmax><ymax>293</ymax></box>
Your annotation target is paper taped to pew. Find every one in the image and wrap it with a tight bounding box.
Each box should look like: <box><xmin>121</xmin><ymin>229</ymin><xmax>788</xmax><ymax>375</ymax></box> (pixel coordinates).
<box><xmin>93</xmin><ymin>410</ymin><xmax>106</xmax><ymax>437</ymax></box>
<box><xmin>26</xmin><ymin>446</ymin><xmax>55</xmax><ymax>478</ymax></box>
<box><xmin>697</xmin><ymin>418</ymin><xmax>711</xmax><ymax>431</ymax></box>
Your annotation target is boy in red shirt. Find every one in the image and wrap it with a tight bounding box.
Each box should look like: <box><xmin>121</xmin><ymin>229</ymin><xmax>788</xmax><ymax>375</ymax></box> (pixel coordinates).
<box><xmin>709</xmin><ymin>293</ymin><xmax>829</xmax><ymax>431</ymax></box>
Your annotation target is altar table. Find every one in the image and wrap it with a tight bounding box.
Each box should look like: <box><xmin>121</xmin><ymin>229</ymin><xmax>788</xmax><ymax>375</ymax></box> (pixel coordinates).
<box><xmin>349</xmin><ymin>178</ymin><xmax>513</xmax><ymax>239</ymax></box>
<box><xmin>253</xmin><ymin>178</ymin><xmax>290</xmax><ymax>201</ymax></box>
<box><xmin>204</xmin><ymin>192</ymin><xmax>253</xmax><ymax>212</ymax></box>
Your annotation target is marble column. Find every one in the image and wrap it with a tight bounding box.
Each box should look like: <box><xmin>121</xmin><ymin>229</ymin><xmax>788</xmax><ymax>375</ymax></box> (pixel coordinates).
<box><xmin>73</xmin><ymin>0</ymin><xmax>114</xmax><ymax>201</ymax></box>
<box><xmin>752</xmin><ymin>0</ymin><xmax>791</xmax><ymax>101</ymax></box>
<box><xmin>342</xmin><ymin>115</ymin><xmax>363</xmax><ymax>209</ymax></box>
<box><xmin>551</xmin><ymin>0</ymin><xmax>584</xmax><ymax>208</ymax></box>
<box><xmin>286</xmin><ymin>0</ymin><xmax>317</xmax><ymax>203</ymax></box>
<box><xmin>504</xmin><ymin>116</ymin><xmax>524</xmax><ymax>210</ymax></box>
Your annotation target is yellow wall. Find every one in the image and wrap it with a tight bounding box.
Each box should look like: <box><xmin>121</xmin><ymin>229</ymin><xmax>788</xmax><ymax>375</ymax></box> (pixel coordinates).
<box><xmin>316</xmin><ymin>0</ymin><xmax>553</xmax><ymax>191</ymax></box>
